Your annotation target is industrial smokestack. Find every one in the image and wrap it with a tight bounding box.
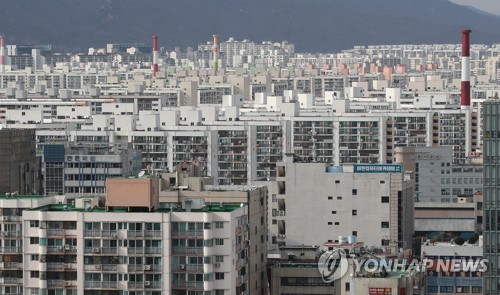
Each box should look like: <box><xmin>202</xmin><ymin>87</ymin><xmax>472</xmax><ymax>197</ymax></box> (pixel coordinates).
<box><xmin>0</xmin><ymin>35</ymin><xmax>5</xmax><ymax>73</ymax></box>
<box><xmin>461</xmin><ymin>29</ymin><xmax>471</xmax><ymax>109</ymax></box>
<box><xmin>153</xmin><ymin>35</ymin><xmax>159</xmax><ymax>78</ymax></box>
<box><xmin>213</xmin><ymin>34</ymin><xmax>219</xmax><ymax>74</ymax></box>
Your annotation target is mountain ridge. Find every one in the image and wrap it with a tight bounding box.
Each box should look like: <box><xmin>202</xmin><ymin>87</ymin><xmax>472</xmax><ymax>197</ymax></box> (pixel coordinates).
<box><xmin>2</xmin><ymin>0</ymin><xmax>500</xmax><ymax>53</ymax></box>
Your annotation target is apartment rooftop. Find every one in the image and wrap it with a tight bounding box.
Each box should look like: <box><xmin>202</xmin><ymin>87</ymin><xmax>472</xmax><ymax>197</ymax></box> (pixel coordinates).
<box><xmin>0</xmin><ymin>194</ymin><xmax>46</xmax><ymax>200</ymax></box>
<box><xmin>29</xmin><ymin>203</ymin><xmax>244</xmax><ymax>213</ymax></box>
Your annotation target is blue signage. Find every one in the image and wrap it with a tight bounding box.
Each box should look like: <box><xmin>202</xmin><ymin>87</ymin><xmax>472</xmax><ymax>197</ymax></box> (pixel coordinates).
<box><xmin>354</xmin><ymin>164</ymin><xmax>402</xmax><ymax>173</ymax></box>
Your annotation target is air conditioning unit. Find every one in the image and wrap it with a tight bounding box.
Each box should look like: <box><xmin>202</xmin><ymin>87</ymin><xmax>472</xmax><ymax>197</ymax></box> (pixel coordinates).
<box><xmin>39</xmin><ymin>257</ymin><xmax>46</xmax><ymax>263</ymax></box>
<box><xmin>64</xmin><ymin>264</ymin><xmax>70</xmax><ymax>269</ymax></box>
<box><xmin>110</xmin><ymin>233</ymin><xmax>118</xmax><ymax>238</ymax></box>
<box><xmin>64</xmin><ymin>281</ymin><xmax>71</xmax><ymax>287</ymax></box>
<box><xmin>144</xmin><ymin>265</ymin><xmax>151</xmax><ymax>271</ymax></box>
<box><xmin>144</xmin><ymin>281</ymin><xmax>151</xmax><ymax>286</ymax></box>
<box><xmin>2</xmin><ymin>216</ymin><xmax>8</xmax><ymax>221</ymax></box>
<box><xmin>57</xmin><ymin>246</ymin><xmax>63</xmax><ymax>251</ymax></box>
<box><xmin>64</xmin><ymin>244</ymin><xmax>71</xmax><ymax>250</ymax></box>
<box><xmin>1</xmin><ymin>232</ymin><xmax>7</xmax><ymax>237</ymax></box>
<box><xmin>95</xmin><ymin>264</ymin><xmax>101</xmax><ymax>270</ymax></box>
<box><xmin>92</xmin><ymin>247</ymin><xmax>101</xmax><ymax>253</ymax></box>
<box><xmin>213</xmin><ymin>262</ymin><xmax>221</xmax><ymax>268</ymax></box>
<box><xmin>179</xmin><ymin>264</ymin><xmax>186</xmax><ymax>270</ymax></box>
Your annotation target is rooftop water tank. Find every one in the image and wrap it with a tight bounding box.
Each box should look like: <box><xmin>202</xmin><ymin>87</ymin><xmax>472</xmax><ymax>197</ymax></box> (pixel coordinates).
<box><xmin>347</xmin><ymin>235</ymin><xmax>357</xmax><ymax>244</ymax></box>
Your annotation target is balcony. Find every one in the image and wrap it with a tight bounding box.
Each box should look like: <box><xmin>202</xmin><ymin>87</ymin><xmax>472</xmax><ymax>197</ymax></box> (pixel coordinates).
<box><xmin>0</xmin><ymin>262</ymin><xmax>22</xmax><ymax>269</ymax></box>
<box><xmin>172</xmin><ymin>246</ymin><xmax>203</xmax><ymax>255</ymax></box>
<box><xmin>47</xmin><ymin>280</ymin><xmax>65</xmax><ymax>288</ymax></box>
<box><xmin>47</xmin><ymin>246</ymin><xmax>66</xmax><ymax>253</ymax></box>
<box><xmin>127</xmin><ymin>281</ymin><xmax>145</xmax><ymax>290</ymax></box>
<box><xmin>47</xmin><ymin>262</ymin><xmax>64</xmax><ymax>270</ymax></box>
<box><xmin>128</xmin><ymin>248</ymin><xmax>144</xmax><ymax>255</ymax></box>
<box><xmin>145</xmin><ymin>247</ymin><xmax>162</xmax><ymax>255</ymax></box>
<box><xmin>144</xmin><ymin>230</ymin><xmax>162</xmax><ymax>238</ymax></box>
<box><xmin>0</xmin><ymin>277</ymin><xmax>22</xmax><ymax>285</ymax></box>
<box><xmin>172</xmin><ymin>281</ymin><xmax>203</xmax><ymax>289</ymax></box>
<box><xmin>84</xmin><ymin>281</ymin><xmax>117</xmax><ymax>289</ymax></box>
<box><xmin>0</xmin><ymin>247</ymin><xmax>22</xmax><ymax>254</ymax></box>
<box><xmin>1</xmin><ymin>231</ymin><xmax>21</xmax><ymax>238</ymax></box>
<box><xmin>127</xmin><ymin>230</ymin><xmax>144</xmax><ymax>238</ymax></box>
<box><xmin>84</xmin><ymin>230</ymin><xmax>101</xmax><ymax>237</ymax></box>
<box><xmin>46</xmin><ymin>229</ymin><xmax>64</xmax><ymax>236</ymax></box>
<box><xmin>171</xmin><ymin>230</ymin><xmax>203</xmax><ymax>238</ymax></box>
<box><xmin>172</xmin><ymin>264</ymin><xmax>203</xmax><ymax>272</ymax></box>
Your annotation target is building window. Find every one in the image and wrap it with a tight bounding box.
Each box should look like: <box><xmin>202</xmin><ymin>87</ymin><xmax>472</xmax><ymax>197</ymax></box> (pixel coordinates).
<box><xmin>332</xmin><ymin>211</ymin><xmax>337</xmax><ymax>214</ymax></box>
<box><xmin>381</xmin><ymin>222</ymin><xmax>389</xmax><ymax>228</ymax></box>
<box><xmin>30</xmin><ymin>271</ymin><xmax>39</xmax><ymax>278</ymax></box>
<box><xmin>328</xmin><ymin>222</ymin><xmax>333</xmax><ymax>225</ymax></box>
<box><xmin>215</xmin><ymin>255</ymin><xmax>224</xmax><ymax>263</ymax></box>
<box><xmin>328</xmin><ymin>196</ymin><xmax>333</xmax><ymax>200</ymax></box>
<box><xmin>215</xmin><ymin>272</ymin><xmax>225</xmax><ymax>280</ymax></box>
<box><xmin>335</xmin><ymin>180</ymin><xmax>340</xmax><ymax>183</ymax></box>
<box><xmin>335</xmin><ymin>222</ymin><xmax>339</xmax><ymax>225</ymax></box>
<box><xmin>215</xmin><ymin>221</ymin><xmax>224</xmax><ymax>229</ymax></box>
<box><xmin>439</xmin><ymin>286</ymin><xmax>454</xmax><ymax>293</ymax></box>
<box><xmin>31</xmin><ymin>254</ymin><xmax>39</xmax><ymax>261</ymax></box>
<box><xmin>30</xmin><ymin>237</ymin><xmax>39</xmax><ymax>244</ymax></box>
<box><xmin>352</xmin><ymin>231</ymin><xmax>357</xmax><ymax>236</ymax></box>
<box><xmin>215</xmin><ymin>239</ymin><xmax>224</xmax><ymax>246</ymax></box>
<box><xmin>381</xmin><ymin>196</ymin><xmax>390</xmax><ymax>203</ymax></box>
<box><xmin>345</xmin><ymin>282</ymin><xmax>350</xmax><ymax>291</ymax></box>
<box><xmin>380</xmin><ymin>180</ymin><xmax>385</xmax><ymax>184</ymax></box>
<box><xmin>30</xmin><ymin>220</ymin><xmax>39</xmax><ymax>228</ymax></box>
<box><xmin>337</xmin><ymin>196</ymin><xmax>342</xmax><ymax>200</ymax></box>
<box><xmin>352</xmin><ymin>210</ymin><xmax>357</xmax><ymax>216</ymax></box>
<box><xmin>352</xmin><ymin>189</ymin><xmax>357</xmax><ymax>195</ymax></box>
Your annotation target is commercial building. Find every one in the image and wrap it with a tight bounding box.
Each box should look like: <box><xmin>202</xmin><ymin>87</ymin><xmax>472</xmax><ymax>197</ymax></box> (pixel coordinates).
<box><xmin>421</xmin><ymin>242</ymin><xmax>483</xmax><ymax>295</ymax></box>
<box><xmin>414</xmin><ymin>193</ymin><xmax>483</xmax><ymax>242</ymax></box>
<box><xmin>395</xmin><ymin>147</ymin><xmax>483</xmax><ymax>202</ymax></box>
<box><xmin>0</xmin><ymin>128</ymin><xmax>37</xmax><ymax>195</ymax></box>
<box><xmin>42</xmin><ymin>143</ymin><xmax>142</xmax><ymax>196</ymax></box>
<box><xmin>269</xmin><ymin>243</ymin><xmax>424</xmax><ymax>295</ymax></box>
<box><xmin>269</xmin><ymin>154</ymin><xmax>414</xmax><ymax>252</ymax></box>
<box><xmin>482</xmin><ymin>99</ymin><xmax>500</xmax><ymax>295</ymax></box>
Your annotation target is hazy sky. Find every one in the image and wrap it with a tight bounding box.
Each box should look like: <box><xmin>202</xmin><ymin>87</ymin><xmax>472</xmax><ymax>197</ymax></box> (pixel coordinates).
<box><xmin>450</xmin><ymin>0</ymin><xmax>500</xmax><ymax>15</ymax></box>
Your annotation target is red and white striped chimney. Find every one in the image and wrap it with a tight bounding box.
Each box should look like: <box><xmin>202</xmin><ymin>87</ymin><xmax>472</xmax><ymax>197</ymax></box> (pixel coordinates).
<box><xmin>153</xmin><ymin>35</ymin><xmax>159</xmax><ymax>78</ymax></box>
<box><xmin>0</xmin><ymin>35</ymin><xmax>5</xmax><ymax>73</ymax></box>
<box><xmin>461</xmin><ymin>29</ymin><xmax>471</xmax><ymax>109</ymax></box>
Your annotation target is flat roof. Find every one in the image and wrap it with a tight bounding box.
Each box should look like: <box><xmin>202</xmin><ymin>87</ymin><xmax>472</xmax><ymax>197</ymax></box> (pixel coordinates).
<box><xmin>30</xmin><ymin>203</ymin><xmax>243</xmax><ymax>213</ymax></box>
<box><xmin>323</xmin><ymin>242</ymin><xmax>364</xmax><ymax>247</ymax></box>
<box><xmin>0</xmin><ymin>195</ymin><xmax>45</xmax><ymax>200</ymax></box>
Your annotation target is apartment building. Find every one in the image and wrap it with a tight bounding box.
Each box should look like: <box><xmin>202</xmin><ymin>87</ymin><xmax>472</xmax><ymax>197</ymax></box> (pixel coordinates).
<box><xmin>0</xmin><ymin>174</ymin><xmax>268</xmax><ymax>295</ymax></box>
<box><xmin>0</xmin><ymin>195</ymin><xmax>64</xmax><ymax>295</ymax></box>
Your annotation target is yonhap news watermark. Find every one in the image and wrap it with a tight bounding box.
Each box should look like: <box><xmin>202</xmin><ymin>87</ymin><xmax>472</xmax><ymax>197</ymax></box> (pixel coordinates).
<box><xmin>318</xmin><ymin>250</ymin><xmax>487</xmax><ymax>282</ymax></box>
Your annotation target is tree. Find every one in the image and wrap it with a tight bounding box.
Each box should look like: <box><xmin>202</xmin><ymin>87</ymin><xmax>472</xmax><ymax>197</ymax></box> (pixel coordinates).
<box><xmin>454</xmin><ymin>237</ymin><xmax>465</xmax><ymax>246</ymax></box>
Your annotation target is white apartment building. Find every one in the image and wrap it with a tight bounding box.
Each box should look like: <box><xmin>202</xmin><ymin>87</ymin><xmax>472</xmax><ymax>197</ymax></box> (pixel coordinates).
<box><xmin>1</xmin><ymin>174</ymin><xmax>268</xmax><ymax>295</ymax></box>
<box><xmin>0</xmin><ymin>194</ymin><xmax>67</xmax><ymax>295</ymax></box>
<box><xmin>22</xmin><ymin>201</ymin><xmax>251</xmax><ymax>295</ymax></box>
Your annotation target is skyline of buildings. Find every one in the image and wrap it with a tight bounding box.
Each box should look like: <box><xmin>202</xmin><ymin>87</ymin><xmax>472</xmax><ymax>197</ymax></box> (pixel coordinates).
<box><xmin>0</xmin><ymin>29</ymin><xmax>498</xmax><ymax>295</ymax></box>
